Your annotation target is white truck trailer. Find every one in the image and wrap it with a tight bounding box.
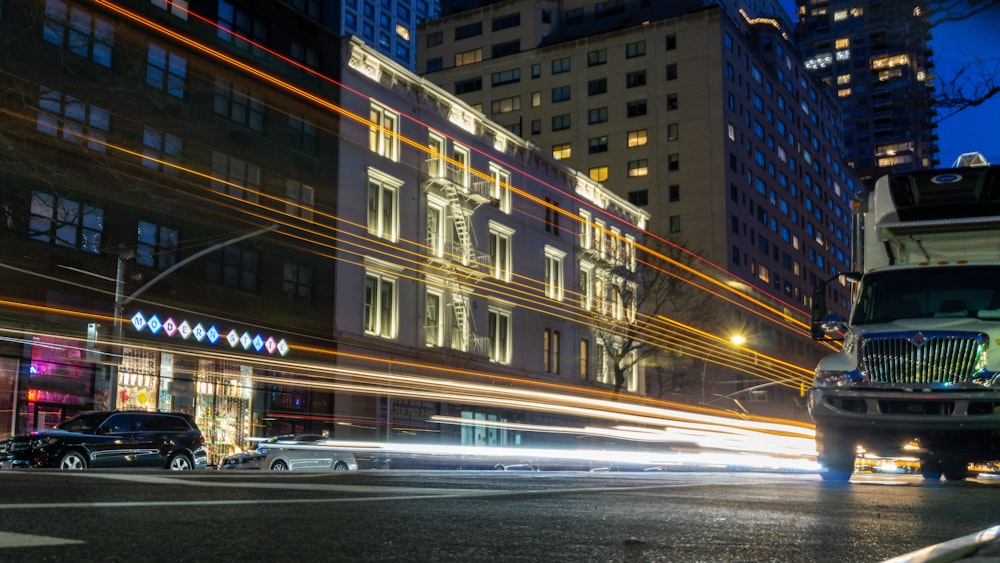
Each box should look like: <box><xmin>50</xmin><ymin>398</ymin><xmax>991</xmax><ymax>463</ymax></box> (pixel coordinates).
<box><xmin>809</xmin><ymin>159</ymin><xmax>1000</xmax><ymax>481</ymax></box>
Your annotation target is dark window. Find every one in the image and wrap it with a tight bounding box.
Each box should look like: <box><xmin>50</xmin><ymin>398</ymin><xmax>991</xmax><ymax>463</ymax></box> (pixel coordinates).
<box><xmin>455</xmin><ymin>22</ymin><xmax>482</xmax><ymax>40</ymax></box>
<box><xmin>587</xmin><ymin>49</ymin><xmax>607</xmax><ymax>66</ymax></box>
<box><xmin>491</xmin><ymin>68</ymin><xmax>521</xmax><ymax>86</ymax></box>
<box><xmin>552</xmin><ymin>114</ymin><xmax>571</xmax><ymax>131</ymax></box>
<box><xmin>669</xmin><ymin>184</ymin><xmax>680</xmax><ymax>202</ymax></box>
<box><xmin>666</xmin><ymin>34</ymin><xmax>677</xmax><ymax>50</ymax></box>
<box><xmin>207</xmin><ymin>246</ymin><xmax>260</xmax><ymax>292</ymax></box>
<box><xmin>626</xmin><ymin>70</ymin><xmax>646</xmax><ymax>88</ymax></box>
<box><xmin>628</xmin><ymin>189</ymin><xmax>648</xmax><ymax>206</ymax></box>
<box><xmin>626</xmin><ymin>100</ymin><xmax>647</xmax><ymax>117</ymax></box>
<box><xmin>551</xmin><ymin>57</ymin><xmax>571</xmax><ymax>74</ymax></box>
<box><xmin>426</xmin><ymin>57</ymin><xmax>442</xmax><ymax>72</ymax></box>
<box><xmin>666</xmin><ymin>63</ymin><xmax>678</xmax><ymax>80</ymax></box>
<box><xmin>492</xmin><ymin>13</ymin><xmax>520</xmax><ymax>31</ymax></box>
<box><xmin>588</xmin><ymin>78</ymin><xmax>607</xmax><ymax>96</ymax></box>
<box><xmin>426</xmin><ymin>30</ymin><xmax>443</xmax><ymax>46</ymax></box>
<box><xmin>667</xmin><ymin>93</ymin><xmax>678</xmax><ymax>110</ymax></box>
<box><xmin>625</xmin><ymin>40</ymin><xmax>646</xmax><ymax>58</ymax></box>
<box><xmin>588</xmin><ymin>107</ymin><xmax>608</xmax><ymax>124</ymax></box>
<box><xmin>492</xmin><ymin>40</ymin><xmax>520</xmax><ymax>58</ymax></box>
<box><xmin>552</xmin><ymin>85</ymin><xmax>571</xmax><ymax>103</ymax></box>
<box><xmin>454</xmin><ymin>77</ymin><xmax>482</xmax><ymax>94</ymax></box>
<box><xmin>566</xmin><ymin>8</ymin><xmax>583</xmax><ymax>24</ymax></box>
<box><xmin>544</xmin><ymin>196</ymin><xmax>560</xmax><ymax>235</ymax></box>
<box><xmin>283</xmin><ymin>262</ymin><xmax>314</xmax><ymax>305</ymax></box>
<box><xmin>588</xmin><ymin>136</ymin><xmax>608</xmax><ymax>154</ymax></box>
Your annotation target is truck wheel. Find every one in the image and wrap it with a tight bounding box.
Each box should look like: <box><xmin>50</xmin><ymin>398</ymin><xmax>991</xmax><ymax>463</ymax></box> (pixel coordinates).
<box><xmin>942</xmin><ymin>459</ymin><xmax>969</xmax><ymax>481</ymax></box>
<box><xmin>920</xmin><ymin>459</ymin><xmax>942</xmax><ymax>481</ymax></box>
<box><xmin>816</xmin><ymin>427</ymin><xmax>855</xmax><ymax>482</ymax></box>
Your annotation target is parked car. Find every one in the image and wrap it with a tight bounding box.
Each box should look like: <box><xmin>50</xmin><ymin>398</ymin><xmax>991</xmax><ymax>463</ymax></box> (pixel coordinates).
<box><xmin>0</xmin><ymin>410</ymin><xmax>207</xmax><ymax>470</ymax></box>
<box><xmin>218</xmin><ymin>434</ymin><xmax>357</xmax><ymax>471</ymax></box>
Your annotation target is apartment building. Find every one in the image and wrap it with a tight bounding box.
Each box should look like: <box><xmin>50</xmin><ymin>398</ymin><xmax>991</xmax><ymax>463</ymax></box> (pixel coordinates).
<box><xmin>418</xmin><ymin>0</ymin><xmax>861</xmax><ymax>416</ymax></box>
<box><xmin>0</xmin><ymin>1</ymin><xmax>646</xmax><ymax>451</ymax></box>
<box><xmin>793</xmin><ymin>0</ymin><xmax>938</xmax><ymax>185</ymax></box>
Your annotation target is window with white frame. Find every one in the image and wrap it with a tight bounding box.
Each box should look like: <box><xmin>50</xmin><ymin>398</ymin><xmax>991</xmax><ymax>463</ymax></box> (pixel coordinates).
<box><xmin>610</xmin><ymin>227</ymin><xmax>622</xmax><ymax>264</ymax></box>
<box><xmin>488</xmin><ymin>308</ymin><xmax>511</xmax><ymax>364</ymax></box>
<box><xmin>43</xmin><ymin>0</ymin><xmax>114</xmax><ymax>67</ymax></box>
<box><xmin>37</xmin><ymin>87</ymin><xmax>109</xmax><ymax>153</ymax></box>
<box><xmin>488</xmin><ymin>221</ymin><xmax>514</xmax><ymax>281</ymax></box>
<box><xmin>141</xmin><ymin>126</ymin><xmax>182</xmax><ymax>175</ymax></box>
<box><xmin>285</xmin><ymin>179</ymin><xmax>314</xmax><ymax>221</ymax></box>
<box><xmin>146</xmin><ymin>44</ymin><xmax>186</xmax><ymax>99</ymax></box>
<box><xmin>579</xmin><ymin>210</ymin><xmax>593</xmax><ymax>249</ymax></box>
<box><xmin>364</xmin><ymin>271</ymin><xmax>396</xmax><ymax>338</ymax></box>
<box><xmin>426</xmin><ymin>195</ymin><xmax>446</xmax><ymax>258</ymax></box>
<box><xmin>579</xmin><ymin>262</ymin><xmax>594</xmax><ymax>310</ymax></box>
<box><xmin>593</xmin><ymin>219</ymin><xmax>606</xmax><ymax>258</ymax></box>
<box><xmin>367</xmin><ymin>168</ymin><xmax>401</xmax><ymax>241</ymax></box>
<box><xmin>210</xmin><ymin>151</ymin><xmax>260</xmax><ymax>202</ymax></box>
<box><xmin>543</xmin><ymin>328</ymin><xmax>560</xmax><ymax>374</ymax></box>
<box><xmin>489</xmin><ymin>164</ymin><xmax>511</xmax><ymax>213</ymax></box>
<box><xmin>452</xmin><ymin>144</ymin><xmax>470</xmax><ymax>187</ymax></box>
<box><xmin>625</xmin><ymin>234</ymin><xmax>637</xmax><ymax>271</ymax></box>
<box><xmin>369</xmin><ymin>103</ymin><xmax>399</xmax><ymax>161</ymax></box>
<box><xmin>425</xmin><ymin>287</ymin><xmax>444</xmax><ymax>347</ymax></box>
<box><xmin>544</xmin><ymin>246</ymin><xmax>566</xmax><ymax>301</ymax></box>
<box><xmin>427</xmin><ymin>131</ymin><xmax>446</xmax><ymax>177</ymax></box>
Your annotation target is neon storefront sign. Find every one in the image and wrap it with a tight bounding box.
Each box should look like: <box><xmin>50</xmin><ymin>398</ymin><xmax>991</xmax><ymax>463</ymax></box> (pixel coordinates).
<box><xmin>129</xmin><ymin>311</ymin><xmax>290</xmax><ymax>356</ymax></box>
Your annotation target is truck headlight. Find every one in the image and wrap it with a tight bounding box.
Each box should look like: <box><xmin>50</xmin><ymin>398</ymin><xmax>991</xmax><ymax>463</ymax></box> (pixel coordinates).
<box><xmin>813</xmin><ymin>370</ymin><xmax>859</xmax><ymax>388</ymax></box>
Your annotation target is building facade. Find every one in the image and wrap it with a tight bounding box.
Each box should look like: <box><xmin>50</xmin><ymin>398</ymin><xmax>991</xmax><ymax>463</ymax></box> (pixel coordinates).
<box><xmin>417</xmin><ymin>0</ymin><xmax>861</xmax><ymax>416</ymax></box>
<box><xmin>793</xmin><ymin>0</ymin><xmax>938</xmax><ymax>184</ymax></box>
<box><xmin>0</xmin><ymin>1</ymin><xmax>646</xmax><ymax>458</ymax></box>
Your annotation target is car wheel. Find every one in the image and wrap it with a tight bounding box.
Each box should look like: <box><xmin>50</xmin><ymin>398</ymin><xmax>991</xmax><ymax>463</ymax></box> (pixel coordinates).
<box><xmin>59</xmin><ymin>451</ymin><xmax>88</xmax><ymax>470</ymax></box>
<box><xmin>270</xmin><ymin>460</ymin><xmax>289</xmax><ymax>471</ymax></box>
<box><xmin>168</xmin><ymin>453</ymin><xmax>193</xmax><ymax>471</ymax></box>
<box><xmin>334</xmin><ymin>461</ymin><xmax>349</xmax><ymax>471</ymax></box>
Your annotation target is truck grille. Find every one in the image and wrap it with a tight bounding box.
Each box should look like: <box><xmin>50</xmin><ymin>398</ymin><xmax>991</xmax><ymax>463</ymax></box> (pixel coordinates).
<box><xmin>859</xmin><ymin>332</ymin><xmax>987</xmax><ymax>384</ymax></box>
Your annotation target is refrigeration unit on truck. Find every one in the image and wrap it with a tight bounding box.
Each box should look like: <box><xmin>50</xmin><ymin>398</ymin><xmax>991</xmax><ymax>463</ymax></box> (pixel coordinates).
<box><xmin>809</xmin><ymin>158</ymin><xmax>1000</xmax><ymax>481</ymax></box>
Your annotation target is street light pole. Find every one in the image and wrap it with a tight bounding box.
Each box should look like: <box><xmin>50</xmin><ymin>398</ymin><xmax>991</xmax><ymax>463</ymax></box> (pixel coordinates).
<box><xmin>108</xmin><ymin>224</ymin><xmax>278</xmax><ymax>410</ymax></box>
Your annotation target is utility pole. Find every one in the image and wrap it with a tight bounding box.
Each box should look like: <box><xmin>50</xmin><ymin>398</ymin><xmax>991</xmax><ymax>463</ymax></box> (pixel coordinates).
<box><xmin>108</xmin><ymin>224</ymin><xmax>278</xmax><ymax>410</ymax></box>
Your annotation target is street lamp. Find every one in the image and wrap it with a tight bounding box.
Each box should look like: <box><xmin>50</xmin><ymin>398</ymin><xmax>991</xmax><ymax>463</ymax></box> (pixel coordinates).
<box><xmin>108</xmin><ymin>224</ymin><xmax>278</xmax><ymax>410</ymax></box>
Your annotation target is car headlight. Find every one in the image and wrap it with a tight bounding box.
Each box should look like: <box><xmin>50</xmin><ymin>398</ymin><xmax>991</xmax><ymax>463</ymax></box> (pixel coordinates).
<box><xmin>813</xmin><ymin>370</ymin><xmax>861</xmax><ymax>388</ymax></box>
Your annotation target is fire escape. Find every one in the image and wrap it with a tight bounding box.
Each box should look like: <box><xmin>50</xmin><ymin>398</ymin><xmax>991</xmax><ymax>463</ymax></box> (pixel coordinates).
<box><xmin>424</xmin><ymin>158</ymin><xmax>493</xmax><ymax>356</ymax></box>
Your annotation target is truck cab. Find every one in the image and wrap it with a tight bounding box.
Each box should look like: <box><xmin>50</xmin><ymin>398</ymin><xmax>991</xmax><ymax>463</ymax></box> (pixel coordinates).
<box><xmin>810</xmin><ymin>161</ymin><xmax>1000</xmax><ymax>481</ymax></box>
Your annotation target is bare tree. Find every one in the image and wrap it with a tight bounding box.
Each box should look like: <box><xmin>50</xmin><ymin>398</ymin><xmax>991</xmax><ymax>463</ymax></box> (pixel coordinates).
<box><xmin>926</xmin><ymin>1</ymin><xmax>1000</xmax><ymax>122</ymax></box>
<box><xmin>591</xmin><ymin>235</ymin><xmax>724</xmax><ymax>394</ymax></box>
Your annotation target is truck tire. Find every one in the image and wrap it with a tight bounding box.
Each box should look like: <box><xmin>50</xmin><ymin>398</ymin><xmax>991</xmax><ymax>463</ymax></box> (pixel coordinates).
<box><xmin>920</xmin><ymin>458</ymin><xmax>942</xmax><ymax>481</ymax></box>
<box><xmin>816</xmin><ymin>427</ymin><xmax>856</xmax><ymax>482</ymax></box>
<box><xmin>942</xmin><ymin>459</ymin><xmax>969</xmax><ymax>481</ymax></box>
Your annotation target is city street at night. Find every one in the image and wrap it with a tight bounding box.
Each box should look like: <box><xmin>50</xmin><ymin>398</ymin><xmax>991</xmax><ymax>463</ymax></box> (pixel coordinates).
<box><xmin>2</xmin><ymin>468</ymin><xmax>1000</xmax><ymax>562</ymax></box>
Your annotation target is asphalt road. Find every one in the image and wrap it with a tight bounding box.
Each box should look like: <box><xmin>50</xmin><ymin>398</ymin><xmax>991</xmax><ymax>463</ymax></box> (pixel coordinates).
<box><xmin>2</xmin><ymin>469</ymin><xmax>1000</xmax><ymax>562</ymax></box>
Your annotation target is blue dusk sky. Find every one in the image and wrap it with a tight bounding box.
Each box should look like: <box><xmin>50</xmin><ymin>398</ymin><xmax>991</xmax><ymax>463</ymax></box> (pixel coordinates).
<box><xmin>778</xmin><ymin>2</ymin><xmax>1000</xmax><ymax>166</ymax></box>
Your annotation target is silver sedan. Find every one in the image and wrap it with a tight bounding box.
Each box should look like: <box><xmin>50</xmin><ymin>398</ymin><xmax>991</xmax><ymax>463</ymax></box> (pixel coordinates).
<box><xmin>256</xmin><ymin>434</ymin><xmax>358</xmax><ymax>471</ymax></box>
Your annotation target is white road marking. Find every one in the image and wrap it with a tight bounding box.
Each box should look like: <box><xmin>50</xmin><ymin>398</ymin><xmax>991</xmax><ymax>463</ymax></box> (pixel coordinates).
<box><xmin>0</xmin><ymin>531</ymin><xmax>84</xmax><ymax>548</ymax></box>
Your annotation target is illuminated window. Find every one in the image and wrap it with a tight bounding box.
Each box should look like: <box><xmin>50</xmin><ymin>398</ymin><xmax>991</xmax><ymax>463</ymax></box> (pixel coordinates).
<box><xmin>531</xmin><ymin>91</ymin><xmax>541</xmax><ymax>107</ymax></box>
<box><xmin>426</xmin><ymin>196</ymin><xmax>446</xmax><ymax>258</ymax></box>
<box><xmin>579</xmin><ymin>262</ymin><xmax>594</xmax><ymax>310</ymax></box>
<box><xmin>282</xmin><ymin>262</ymin><xmax>313</xmax><ymax>305</ymax></box>
<box><xmin>146</xmin><ymin>45</ymin><xmax>186</xmax><ymax>98</ymax></box>
<box><xmin>836</xmin><ymin>49</ymin><xmax>850</xmax><ymax>61</ymax></box>
<box><xmin>136</xmin><ymin>220</ymin><xmax>178</xmax><ymax>270</ymax></box>
<box><xmin>491</xmin><ymin>95</ymin><xmax>521</xmax><ymax>114</ymax></box>
<box><xmin>580</xmin><ymin>339</ymin><xmax>589</xmax><ymax>380</ymax></box>
<box><xmin>878</xmin><ymin>68</ymin><xmax>902</xmax><ymax>81</ymax></box>
<box><xmin>425</xmin><ymin>289</ymin><xmax>443</xmax><ymax>347</ymax></box>
<box><xmin>453</xmin><ymin>144</ymin><xmax>470</xmax><ymax>187</ymax></box>
<box><xmin>628</xmin><ymin>129</ymin><xmax>648</xmax><ymax>147</ymax></box>
<box><xmin>210</xmin><ymin>151</ymin><xmax>260</xmax><ymax>202</ymax></box>
<box><xmin>427</xmin><ymin>131</ymin><xmax>446</xmax><ymax>178</ymax></box>
<box><xmin>544</xmin><ymin>246</ymin><xmax>566</xmax><ymax>301</ymax></box>
<box><xmin>368</xmin><ymin>103</ymin><xmax>399</xmax><ymax>161</ymax></box>
<box><xmin>488</xmin><ymin>308</ymin><xmax>511</xmax><ymax>364</ymax></box>
<box><xmin>285</xmin><ymin>179</ymin><xmax>314</xmax><ymax>221</ymax></box>
<box><xmin>589</xmin><ymin>166</ymin><xmax>609</xmax><ymax>182</ymax></box>
<box><xmin>838</xmin><ymin>88</ymin><xmax>851</xmax><ymax>97</ymax></box>
<box><xmin>43</xmin><ymin>0</ymin><xmax>114</xmax><ymax>67</ymax></box>
<box><xmin>141</xmin><ymin>127</ymin><xmax>182</xmax><ymax>175</ymax></box>
<box><xmin>214</xmin><ymin>77</ymin><xmax>265</xmax><ymax>132</ymax></box>
<box><xmin>835</xmin><ymin>38</ymin><xmax>850</xmax><ymax>49</ymax></box>
<box><xmin>871</xmin><ymin>54</ymin><xmax>908</xmax><ymax>69</ymax></box>
<box><xmin>489</xmin><ymin>164</ymin><xmax>512</xmax><ymax>213</ymax></box>
<box><xmin>552</xmin><ymin>143</ymin><xmax>571</xmax><ymax>160</ymax></box>
<box><xmin>366</xmin><ymin>169</ymin><xmax>401</xmax><ymax>241</ymax></box>
<box><xmin>837</xmin><ymin>74</ymin><xmax>851</xmax><ymax>85</ymax></box>
<box><xmin>37</xmin><ymin>87</ymin><xmax>109</xmax><ymax>153</ymax></box>
<box><xmin>455</xmin><ymin>48</ymin><xmax>482</xmax><ymax>66</ymax></box>
<box><xmin>579</xmin><ymin>210</ymin><xmax>593</xmax><ymax>249</ymax></box>
<box><xmin>364</xmin><ymin>272</ymin><xmax>396</xmax><ymax>338</ymax></box>
<box><xmin>29</xmin><ymin>191</ymin><xmax>104</xmax><ymax>254</ymax></box>
<box><xmin>489</xmin><ymin>222</ymin><xmax>513</xmax><ymax>281</ymax></box>
<box><xmin>627</xmin><ymin>159</ymin><xmax>648</xmax><ymax>177</ymax></box>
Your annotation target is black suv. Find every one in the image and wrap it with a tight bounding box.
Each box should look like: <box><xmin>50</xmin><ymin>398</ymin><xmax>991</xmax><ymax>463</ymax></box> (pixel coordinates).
<box><xmin>0</xmin><ymin>410</ymin><xmax>207</xmax><ymax>470</ymax></box>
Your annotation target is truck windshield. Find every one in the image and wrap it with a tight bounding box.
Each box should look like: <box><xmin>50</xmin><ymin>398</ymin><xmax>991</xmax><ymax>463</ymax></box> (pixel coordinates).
<box><xmin>852</xmin><ymin>266</ymin><xmax>1000</xmax><ymax>324</ymax></box>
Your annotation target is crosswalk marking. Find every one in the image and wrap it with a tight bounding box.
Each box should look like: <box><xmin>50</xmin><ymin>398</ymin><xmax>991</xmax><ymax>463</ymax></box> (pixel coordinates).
<box><xmin>0</xmin><ymin>531</ymin><xmax>84</xmax><ymax>548</ymax></box>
